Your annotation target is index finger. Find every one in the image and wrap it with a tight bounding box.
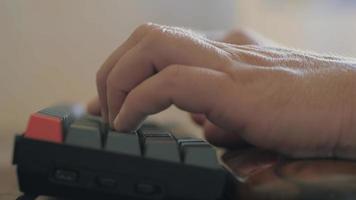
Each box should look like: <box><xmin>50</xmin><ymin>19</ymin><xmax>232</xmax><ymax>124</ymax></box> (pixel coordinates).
<box><xmin>96</xmin><ymin>23</ymin><xmax>158</xmax><ymax>122</ymax></box>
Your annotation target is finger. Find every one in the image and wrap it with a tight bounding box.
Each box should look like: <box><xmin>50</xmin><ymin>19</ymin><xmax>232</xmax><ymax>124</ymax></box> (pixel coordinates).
<box><xmin>203</xmin><ymin>120</ymin><xmax>249</xmax><ymax>149</ymax></box>
<box><xmin>106</xmin><ymin>27</ymin><xmax>231</xmax><ymax>126</ymax></box>
<box><xmin>87</xmin><ymin>97</ymin><xmax>101</xmax><ymax>115</ymax></box>
<box><xmin>190</xmin><ymin>113</ymin><xmax>206</xmax><ymax>126</ymax></box>
<box><xmin>96</xmin><ymin>23</ymin><xmax>158</xmax><ymax>122</ymax></box>
<box><xmin>113</xmin><ymin>65</ymin><xmax>231</xmax><ymax>131</ymax></box>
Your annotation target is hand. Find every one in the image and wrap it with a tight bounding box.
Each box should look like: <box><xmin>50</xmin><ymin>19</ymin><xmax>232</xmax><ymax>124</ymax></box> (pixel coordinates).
<box><xmin>88</xmin><ymin>23</ymin><xmax>356</xmax><ymax>159</ymax></box>
<box><xmin>190</xmin><ymin>28</ymin><xmax>277</xmax><ymax>148</ymax></box>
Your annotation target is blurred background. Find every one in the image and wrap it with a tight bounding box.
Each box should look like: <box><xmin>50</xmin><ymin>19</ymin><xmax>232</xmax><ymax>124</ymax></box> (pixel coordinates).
<box><xmin>1</xmin><ymin>0</ymin><xmax>356</xmax><ymax>139</ymax></box>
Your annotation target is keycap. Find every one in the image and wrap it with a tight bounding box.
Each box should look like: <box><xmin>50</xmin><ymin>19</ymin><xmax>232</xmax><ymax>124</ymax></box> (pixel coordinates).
<box><xmin>180</xmin><ymin>139</ymin><xmax>219</xmax><ymax>168</ymax></box>
<box><xmin>141</xmin><ymin>129</ymin><xmax>180</xmax><ymax>162</ymax></box>
<box><xmin>105</xmin><ymin>131</ymin><xmax>141</xmax><ymax>156</ymax></box>
<box><xmin>65</xmin><ymin>120</ymin><xmax>101</xmax><ymax>149</ymax></box>
<box><xmin>78</xmin><ymin>115</ymin><xmax>104</xmax><ymax>127</ymax></box>
<box><xmin>24</xmin><ymin>113</ymin><xmax>63</xmax><ymax>143</ymax></box>
<box><xmin>140</xmin><ymin>121</ymin><xmax>161</xmax><ymax>130</ymax></box>
<box><xmin>139</xmin><ymin>127</ymin><xmax>171</xmax><ymax>138</ymax></box>
<box><xmin>39</xmin><ymin>104</ymin><xmax>84</xmax><ymax>134</ymax></box>
<box><xmin>177</xmin><ymin>138</ymin><xmax>207</xmax><ymax>145</ymax></box>
<box><xmin>77</xmin><ymin>115</ymin><xmax>109</xmax><ymax>145</ymax></box>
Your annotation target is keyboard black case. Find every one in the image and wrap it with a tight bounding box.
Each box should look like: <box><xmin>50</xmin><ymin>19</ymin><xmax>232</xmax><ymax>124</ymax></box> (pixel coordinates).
<box><xmin>13</xmin><ymin>135</ymin><xmax>236</xmax><ymax>200</ymax></box>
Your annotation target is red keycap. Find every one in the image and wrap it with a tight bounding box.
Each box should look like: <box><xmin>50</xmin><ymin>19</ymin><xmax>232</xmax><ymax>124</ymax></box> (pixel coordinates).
<box><xmin>25</xmin><ymin>113</ymin><xmax>63</xmax><ymax>143</ymax></box>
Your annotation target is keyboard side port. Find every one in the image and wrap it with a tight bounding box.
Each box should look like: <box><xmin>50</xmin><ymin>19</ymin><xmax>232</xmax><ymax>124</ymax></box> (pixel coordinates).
<box><xmin>134</xmin><ymin>182</ymin><xmax>162</xmax><ymax>196</ymax></box>
<box><xmin>53</xmin><ymin>169</ymin><xmax>78</xmax><ymax>182</ymax></box>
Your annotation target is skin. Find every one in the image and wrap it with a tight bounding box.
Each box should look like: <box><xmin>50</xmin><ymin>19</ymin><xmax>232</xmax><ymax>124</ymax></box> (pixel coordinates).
<box><xmin>88</xmin><ymin>23</ymin><xmax>356</xmax><ymax>159</ymax></box>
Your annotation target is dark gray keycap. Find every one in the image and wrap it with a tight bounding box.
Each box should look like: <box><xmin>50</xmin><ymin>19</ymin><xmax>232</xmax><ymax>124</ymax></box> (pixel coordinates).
<box><xmin>180</xmin><ymin>139</ymin><xmax>219</xmax><ymax>168</ymax></box>
<box><xmin>139</xmin><ymin>128</ymin><xmax>171</xmax><ymax>138</ymax></box>
<box><xmin>78</xmin><ymin>115</ymin><xmax>107</xmax><ymax>135</ymax></box>
<box><xmin>177</xmin><ymin>138</ymin><xmax>207</xmax><ymax>145</ymax></box>
<box><xmin>105</xmin><ymin>131</ymin><xmax>141</xmax><ymax>156</ymax></box>
<box><xmin>144</xmin><ymin>132</ymin><xmax>180</xmax><ymax>162</ymax></box>
<box><xmin>140</xmin><ymin>121</ymin><xmax>160</xmax><ymax>130</ymax></box>
<box><xmin>79</xmin><ymin>114</ymin><xmax>103</xmax><ymax>124</ymax></box>
<box><xmin>39</xmin><ymin>104</ymin><xmax>84</xmax><ymax>133</ymax></box>
<box><xmin>65</xmin><ymin>120</ymin><xmax>101</xmax><ymax>149</ymax></box>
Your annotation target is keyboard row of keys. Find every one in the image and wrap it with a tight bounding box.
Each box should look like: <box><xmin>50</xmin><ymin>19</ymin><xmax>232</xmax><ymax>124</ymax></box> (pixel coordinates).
<box><xmin>24</xmin><ymin>105</ymin><xmax>219</xmax><ymax>168</ymax></box>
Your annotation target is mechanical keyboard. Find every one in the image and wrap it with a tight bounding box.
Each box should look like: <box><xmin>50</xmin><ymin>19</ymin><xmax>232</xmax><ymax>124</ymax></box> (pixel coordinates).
<box><xmin>12</xmin><ymin>105</ymin><xmax>235</xmax><ymax>200</ymax></box>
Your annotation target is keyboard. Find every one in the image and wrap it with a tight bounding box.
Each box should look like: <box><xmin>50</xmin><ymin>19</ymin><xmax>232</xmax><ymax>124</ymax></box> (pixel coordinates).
<box><xmin>12</xmin><ymin>104</ymin><xmax>235</xmax><ymax>200</ymax></box>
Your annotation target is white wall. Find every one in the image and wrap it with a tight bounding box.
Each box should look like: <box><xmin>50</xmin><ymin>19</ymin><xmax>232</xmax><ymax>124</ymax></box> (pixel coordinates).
<box><xmin>238</xmin><ymin>0</ymin><xmax>356</xmax><ymax>57</ymax></box>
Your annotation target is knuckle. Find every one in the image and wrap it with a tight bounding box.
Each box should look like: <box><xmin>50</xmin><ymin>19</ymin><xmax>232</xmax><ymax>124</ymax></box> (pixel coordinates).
<box><xmin>132</xmin><ymin>23</ymin><xmax>159</xmax><ymax>39</ymax></box>
<box><xmin>133</xmin><ymin>24</ymin><xmax>169</xmax><ymax>52</ymax></box>
<box><xmin>145</xmin><ymin>25</ymin><xmax>170</xmax><ymax>42</ymax></box>
<box><xmin>138</xmin><ymin>26</ymin><xmax>170</xmax><ymax>54</ymax></box>
<box><xmin>136</xmin><ymin>22</ymin><xmax>157</xmax><ymax>33</ymax></box>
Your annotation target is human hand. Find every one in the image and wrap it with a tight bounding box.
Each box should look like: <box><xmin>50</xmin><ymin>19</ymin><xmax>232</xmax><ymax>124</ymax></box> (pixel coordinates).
<box><xmin>88</xmin><ymin>23</ymin><xmax>356</xmax><ymax>159</ymax></box>
<box><xmin>190</xmin><ymin>28</ymin><xmax>277</xmax><ymax>148</ymax></box>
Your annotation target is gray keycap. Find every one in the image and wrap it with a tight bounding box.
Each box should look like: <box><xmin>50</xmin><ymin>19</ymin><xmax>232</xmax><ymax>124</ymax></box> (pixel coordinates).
<box><xmin>78</xmin><ymin>115</ymin><xmax>107</xmax><ymax>135</ymax></box>
<box><xmin>105</xmin><ymin>131</ymin><xmax>141</xmax><ymax>156</ymax></box>
<box><xmin>144</xmin><ymin>133</ymin><xmax>180</xmax><ymax>162</ymax></box>
<box><xmin>139</xmin><ymin>128</ymin><xmax>171</xmax><ymax>138</ymax></box>
<box><xmin>180</xmin><ymin>139</ymin><xmax>219</xmax><ymax>169</ymax></box>
<box><xmin>39</xmin><ymin>104</ymin><xmax>84</xmax><ymax>133</ymax></box>
<box><xmin>79</xmin><ymin>114</ymin><xmax>103</xmax><ymax>124</ymax></box>
<box><xmin>65</xmin><ymin>120</ymin><xmax>101</xmax><ymax>149</ymax></box>
<box><xmin>139</xmin><ymin>122</ymin><xmax>160</xmax><ymax>130</ymax></box>
<box><xmin>177</xmin><ymin>138</ymin><xmax>207</xmax><ymax>145</ymax></box>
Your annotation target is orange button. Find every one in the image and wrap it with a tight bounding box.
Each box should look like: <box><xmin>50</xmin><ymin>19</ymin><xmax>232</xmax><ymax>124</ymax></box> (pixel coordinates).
<box><xmin>25</xmin><ymin>113</ymin><xmax>63</xmax><ymax>143</ymax></box>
